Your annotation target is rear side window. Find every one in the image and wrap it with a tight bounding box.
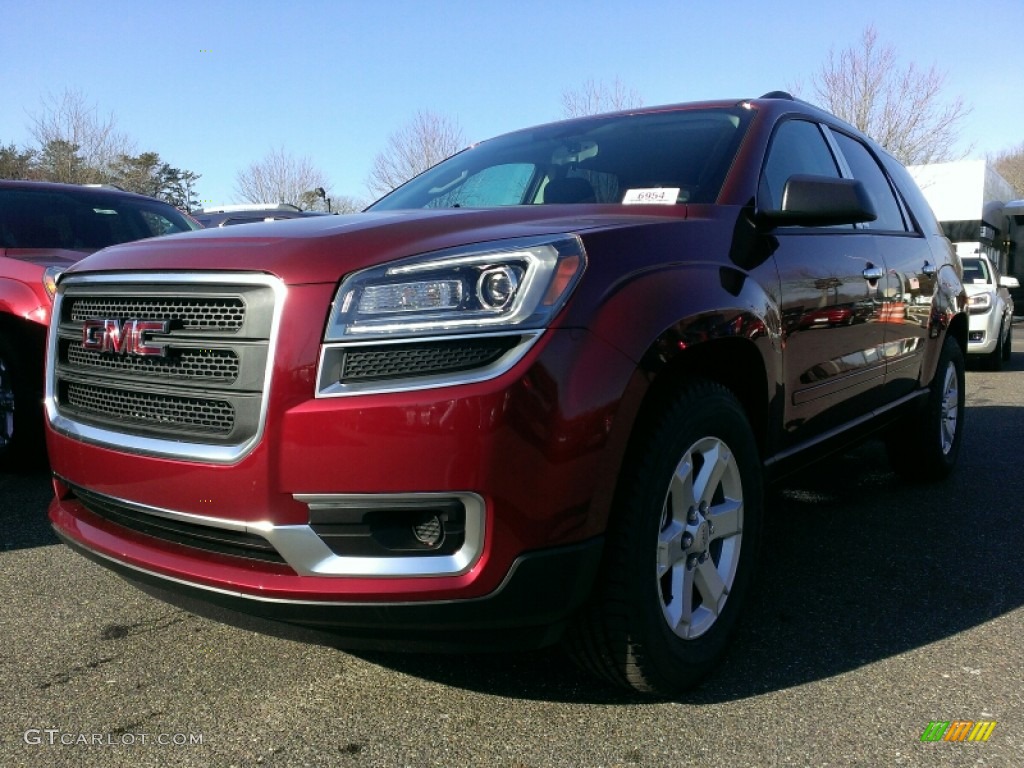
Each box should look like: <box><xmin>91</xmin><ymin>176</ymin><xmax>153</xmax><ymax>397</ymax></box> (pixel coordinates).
<box><xmin>878</xmin><ymin>152</ymin><xmax>943</xmax><ymax>237</ymax></box>
<box><xmin>760</xmin><ymin>120</ymin><xmax>840</xmax><ymax>210</ymax></box>
<box><xmin>831</xmin><ymin>132</ymin><xmax>908</xmax><ymax>232</ymax></box>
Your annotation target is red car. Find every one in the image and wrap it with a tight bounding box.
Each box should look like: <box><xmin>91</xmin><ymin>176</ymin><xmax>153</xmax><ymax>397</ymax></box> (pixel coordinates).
<box><xmin>45</xmin><ymin>94</ymin><xmax>967</xmax><ymax>695</ymax></box>
<box><xmin>0</xmin><ymin>180</ymin><xmax>198</xmax><ymax>465</ymax></box>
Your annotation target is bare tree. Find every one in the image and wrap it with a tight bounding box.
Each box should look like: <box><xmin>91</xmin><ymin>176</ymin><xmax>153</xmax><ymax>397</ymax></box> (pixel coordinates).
<box><xmin>803</xmin><ymin>25</ymin><xmax>971</xmax><ymax>165</ymax></box>
<box><xmin>991</xmin><ymin>142</ymin><xmax>1024</xmax><ymax>198</ymax></box>
<box><xmin>561</xmin><ymin>78</ymin><xmax>643</xmax><ymax>118</ymax></box>
<box><xmin>367</xmin><ymin>110</ymin><xmax>464</xmax><ymax>199</ymax></box>
<box><xmin>28</xmin><ymin>89</ymin><xmax>134</xmax><ymax>183</ymax></box>
<box><xmin>234</xmin><ymin>147</ymin><xmax>334</xmax><ymax>210</ymax></box>
<box><xmin>331</xmin><ymin>195</ymin><xmax>367</xmax><ymax>214</ymax></box>
<box><xmin>295</xmin><ymin>188</ymin><xmax>366</xmax><ymax>214</ymax></box>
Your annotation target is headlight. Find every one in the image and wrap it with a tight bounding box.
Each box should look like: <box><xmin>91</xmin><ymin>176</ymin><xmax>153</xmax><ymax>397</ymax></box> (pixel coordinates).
<box><xmin>325</xmin><ymin>235</ymin><xmax>586</xmax><ymax>341</ymax></box>
<box><xmin>42</xmin><ymin>266</ymin><xmax>63</xmax><ymax>300</ymax></box>
<box><xmin>968</xmin><ymin>292</ymin><xmax>992</xmax><ymax>314</ymax></box>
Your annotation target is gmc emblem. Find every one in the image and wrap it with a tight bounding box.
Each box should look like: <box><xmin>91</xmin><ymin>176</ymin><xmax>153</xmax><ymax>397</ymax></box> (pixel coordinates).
<box><xmin>82</xmin><ymin>319</ymin><xmax>170</xmax><ymax>357</ymax></box>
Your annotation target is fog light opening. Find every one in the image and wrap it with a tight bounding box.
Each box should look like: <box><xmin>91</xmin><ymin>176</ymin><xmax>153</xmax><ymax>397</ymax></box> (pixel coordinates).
<box><xmin>412</xmin><ymin>514</ymin><xmax>444</xmax><ymax>548</ymax></box>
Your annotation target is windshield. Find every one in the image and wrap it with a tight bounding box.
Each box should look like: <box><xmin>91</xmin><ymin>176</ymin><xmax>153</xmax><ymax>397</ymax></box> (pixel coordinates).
<box><xmin>370</xmin><ymin>107</ymin><xmax>753</xmax><ymax>210</ymax></box>
<box><xmin>0</xmin><ymin>188</ymin><xmax>198</xmax><ymax>251</ymax></box>
<box><xmin>960</xmin><ymin>257</ymin><xmax>992</xmax><ymax>285</ymax></box>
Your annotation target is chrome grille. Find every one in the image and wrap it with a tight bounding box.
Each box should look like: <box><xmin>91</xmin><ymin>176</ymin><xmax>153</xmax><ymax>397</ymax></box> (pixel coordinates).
<box><xmin>69</xmin><ymin>297</ymin><xmax>245</xmax><ymax>330</ymax></box>
<box><xmin>48</xmin><ymin>273</ymin><xmax>282</xmax><ymax>462</ymax></box>
<box><xmin>66</xmin><ymin>382</ymin><xmax>235</xmax><ymax>434</ymax></box>
<box><xmin>65</xmin><ymin>342</ymin><xmax>241</xmax><ymax>382</ymax></box>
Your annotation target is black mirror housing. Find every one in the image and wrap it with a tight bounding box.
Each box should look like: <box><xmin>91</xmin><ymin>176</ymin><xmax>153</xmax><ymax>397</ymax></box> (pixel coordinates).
<box><xmin>759</xmin><ymin>175</ymin><xmax>877</xmax><ymax>227</ymax></box>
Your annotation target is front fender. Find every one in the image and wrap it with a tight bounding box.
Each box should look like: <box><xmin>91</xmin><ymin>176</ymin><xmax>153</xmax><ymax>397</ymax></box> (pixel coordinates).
<box><xmin>0</xmin><ymin>276</ymin><xmax>51</xmax><ymax>326</ymax></box>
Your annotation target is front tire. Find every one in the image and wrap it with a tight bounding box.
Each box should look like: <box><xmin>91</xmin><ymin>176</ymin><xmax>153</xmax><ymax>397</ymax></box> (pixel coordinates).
<box><xmin>566</xmin><ymin>379</ymin><xmax>762</xmax><ymax>696</ymax></box>
<box><xmin>986</xmin><ymin>322</ymin><xmax>1004</xmax><ymax>371</ymax></box>
<box><xmin>0</xmin><ymin>336</ymin><xmax>45</xmax><ymax>470</ymax></box>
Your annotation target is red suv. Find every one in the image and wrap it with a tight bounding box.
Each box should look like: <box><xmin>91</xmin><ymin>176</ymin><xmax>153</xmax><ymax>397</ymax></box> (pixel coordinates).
<box><xmin>0</xmin><ymin>180</ymin><xmax>198</xmax><ymax>465</ymax></box>
<box><xmin>45</xmin><ymin>94</ymin><xmax>967</xmax><ymax>695</ymax></box>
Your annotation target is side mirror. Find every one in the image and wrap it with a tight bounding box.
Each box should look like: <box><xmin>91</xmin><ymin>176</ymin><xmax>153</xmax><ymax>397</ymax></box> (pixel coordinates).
<box><xmin>758</xmin><ymin>175</ymin><xmax>877</xmax><ymax>227</ymax></box>
<box><xmin>1000</xmin><ymin>275</ymin><xmax>1020</xmax><ymax>290</ymax></box>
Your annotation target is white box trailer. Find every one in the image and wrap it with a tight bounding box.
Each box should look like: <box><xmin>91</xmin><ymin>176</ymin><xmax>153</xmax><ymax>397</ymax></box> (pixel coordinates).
<box><xmin>1003</xmin><ymin>199</ymin><xmax>1024</xmax><ymax>312</ymax></box>
<box><xmin>908</xmin><ymin>161</ymin><xmax>1023</xmax><ymax>312</ymax></box>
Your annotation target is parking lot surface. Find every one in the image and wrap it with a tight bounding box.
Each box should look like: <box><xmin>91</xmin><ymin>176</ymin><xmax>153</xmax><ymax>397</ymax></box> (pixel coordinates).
<box><xmin>2</xmin><ymin>329</ymin><xmax>1022</xmax><ymax>768</ymax></box>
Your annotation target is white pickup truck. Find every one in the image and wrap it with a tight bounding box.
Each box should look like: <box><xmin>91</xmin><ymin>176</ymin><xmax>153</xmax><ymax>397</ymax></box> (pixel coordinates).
<box><xmin>956</xmin><ymin>244</ymin><xmax>1018</xmax><ymax>369</ymax></box>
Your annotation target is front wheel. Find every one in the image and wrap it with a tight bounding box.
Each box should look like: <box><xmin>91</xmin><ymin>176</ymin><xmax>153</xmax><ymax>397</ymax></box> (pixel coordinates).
<box><xmin>566</xmin><ymin>379</ymin><xmax>763</xmax><ymax>696</ymax></box>
<box><xmin>0</xmin><ymin>336</ymin><xmax>45</xmax><ymax>470</ymax></box>
<box><xmin>985</xmin><ymin>322</ymin><xmax>1004</xmax><ymax>371</ymax></box>
<box><xmin>1002</xmin><ymin>322</ymin><xmax>1013</xmax><ymax>362</ymax></box>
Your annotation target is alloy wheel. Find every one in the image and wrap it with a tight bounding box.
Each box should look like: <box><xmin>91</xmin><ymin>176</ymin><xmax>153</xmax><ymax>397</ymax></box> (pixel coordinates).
<box><xmin>656</xmin><ymin>436</ymin><xmax>744</xmax><ymax>639</ymax></box>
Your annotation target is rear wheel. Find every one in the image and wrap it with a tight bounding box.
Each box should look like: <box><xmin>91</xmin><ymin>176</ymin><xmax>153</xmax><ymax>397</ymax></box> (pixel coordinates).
<box><xmin>566</xmin><ymin>379</ymin><xmax>762</xmax><ymax>696</ymax></box>
<box><xmin>887</xmin><ymin>335</ymin><xmax>964</xmax><ymax>481</ymax></box>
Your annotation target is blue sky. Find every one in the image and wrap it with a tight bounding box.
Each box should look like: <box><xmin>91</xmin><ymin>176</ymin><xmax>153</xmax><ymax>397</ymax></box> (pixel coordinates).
<box><xmin>3</xmin><ymin>0</ymin><xmax>1021</xmax><ymax>208</ymax></box>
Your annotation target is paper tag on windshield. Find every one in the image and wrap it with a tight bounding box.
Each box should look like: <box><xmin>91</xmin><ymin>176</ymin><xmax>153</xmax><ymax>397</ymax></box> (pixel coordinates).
<box><xmin>622</xmin><ymin>188</ymin><xmax>680</xmax><ymax>205</ymax></box>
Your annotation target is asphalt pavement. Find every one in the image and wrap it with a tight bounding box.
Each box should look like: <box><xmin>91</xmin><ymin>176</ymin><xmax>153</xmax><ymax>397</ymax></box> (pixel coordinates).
<box><xmin>1</xmin><ymin>330</ymin><xmax>1022</xmax><ymax>767</ymax></box>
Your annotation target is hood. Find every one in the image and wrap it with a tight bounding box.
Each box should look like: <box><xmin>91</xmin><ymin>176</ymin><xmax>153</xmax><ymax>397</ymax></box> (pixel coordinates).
<box><xmin>63</xmin><ymin>207</ymin><xmax>688</xmax><ymax>284</ymax></box>
<box><xmin>0</xmin><ymin>247</ymin><xmax>92</xmax><ymax>268</ymax></box>
<box><xmin>961</xmin><ymin>281</ymin><xmax>995</xmax><ymax>297</ymax></box>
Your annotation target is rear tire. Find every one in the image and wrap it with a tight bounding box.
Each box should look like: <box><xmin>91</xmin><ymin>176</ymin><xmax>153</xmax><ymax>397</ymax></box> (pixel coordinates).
<box><xmin>565</xmin><ymin>379</ymin><xmax>762</xmax><ymax>696</ymax></box>
<box><xmin>886</xmin><ymin>335</ymin><xmax>964</xmax><ymax>482</ymax></box>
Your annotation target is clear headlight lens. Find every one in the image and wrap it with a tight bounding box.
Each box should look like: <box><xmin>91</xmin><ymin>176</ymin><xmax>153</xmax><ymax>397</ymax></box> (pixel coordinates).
<box><xmin>968</xmin><ymin>292</ymin><xmax>992</xmax><ymax>313</ymax></box>
<box><xmin>43</xmin><ymin>266</ymin><xmax>63</xmax><ymax>300</ymax></box>
<box><xmin>325</xmin><ymin>235</ymin><xmax>586</xmax><ymax>341</ymax></box>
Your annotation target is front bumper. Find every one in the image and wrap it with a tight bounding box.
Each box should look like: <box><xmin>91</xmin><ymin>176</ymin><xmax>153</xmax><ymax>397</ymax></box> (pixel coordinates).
<box><xmin>47</xmin><ymin>308</ymin><xmax>638</xmax><ymax>642</ymax></box>
<box><xmin>54</xmin><ymin>518</ymin><xmax>603</xmax><ymax>651</ymax></box>
<box><xmin>966</xmin><ymin>309</ymin><xmax>1001</xmax><ymax>354</ymax></box>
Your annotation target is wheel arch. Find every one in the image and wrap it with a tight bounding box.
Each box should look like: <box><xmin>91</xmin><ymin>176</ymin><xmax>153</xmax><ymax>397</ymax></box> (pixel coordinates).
<box><xmin>0</xmin><ymin>312</ymin><xmax>47</xmax><ymax>383</ymax></box>
<box><xmin>630</xmin><ymin>333</ymin><xmax>772</xmax><ymax>461</ymax></box>
<box><xmin>947</xmin><ymin>310</ymin><xmax>968</xmax><ymax>352</ymax></box>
